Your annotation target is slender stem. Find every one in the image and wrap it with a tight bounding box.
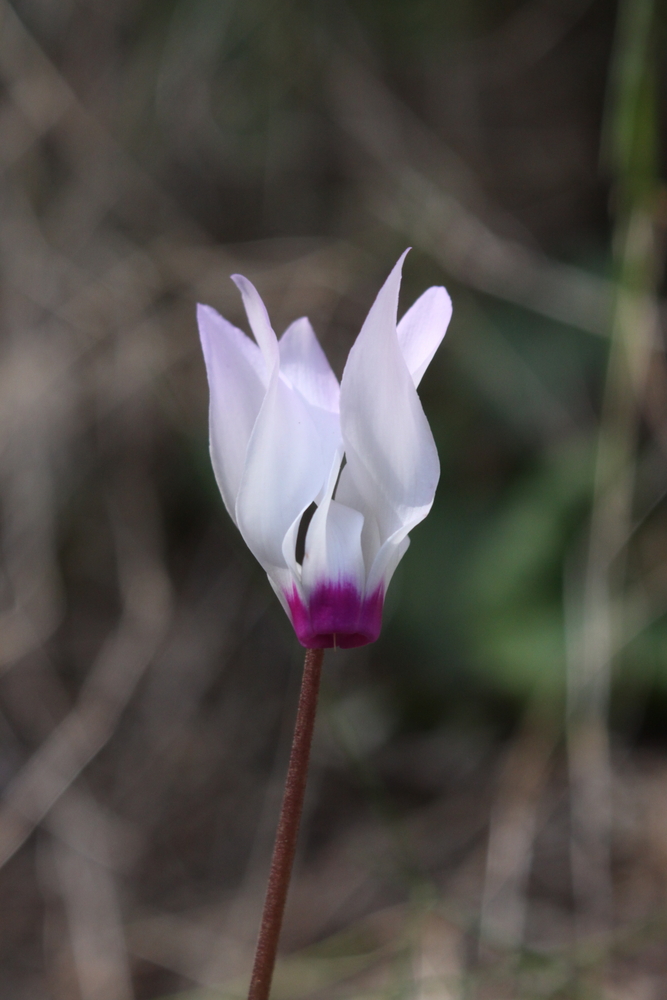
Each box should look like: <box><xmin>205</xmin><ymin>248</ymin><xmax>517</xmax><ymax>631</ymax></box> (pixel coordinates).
<box><xmin>247</xmin><ymin>646</ymin><xmax>324</xmax><ymax>1000</ymax></box>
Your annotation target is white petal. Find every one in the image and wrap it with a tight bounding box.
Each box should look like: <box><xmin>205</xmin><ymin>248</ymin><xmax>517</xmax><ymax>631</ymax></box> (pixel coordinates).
<box><xmin>334</xmin><ymin>463</ymin><xmax>381</xmax><ymax>572</ymax></box>
<box><xmin>197</xmin><ymin>303</ymin><xmax>267</xmax><ymax>520</ymax></box>
<box><xmin>302</xmin><ymin>497</ymin><xmax>366</xmax><ymax>597</ymax></box>
<box><xmin>265</xmin><ymin>564</ymin><xmax>300</xmax><ymax>618</ymax></box>
<box><xmin>279</xmin><ymin>317</ymin><xmax>339</xmax><ymax>412</ymax></box>
<box><xmin>236</xmin><ymin>368</ymin><xmax>326</xmax><ymax>572</ymax></box>
<box><xmin>280</xmin><ymin>317</ymin><xmax>342</xmax><ymax>488</ymax></box>
<box><xmin>297</xmin><ymin>446</ymin><xmax>365</xmax><ymax>600</ymax></box>
<box><xmin>280</xmin><ymin>444</ymin><xmax>343</xmax><ymax>580</ymax></box>
<box><xmin>397</xmin><ymin>286</ymin><xmax>452</xmax><ymax>387</ymax></box>
<box><xmin>366</xmin><ymin>532</ymin><xmax>410</xmax><ymax>596</ymax></box>
<box><xmin>340</xmin><ymin>251</ymin><xmax>440</xmax><ymax>547</ymax></box>
<box><xmin>231</xmin><ymin>274</ymin><xmax>280</xmax><ymax>369</ymax></box>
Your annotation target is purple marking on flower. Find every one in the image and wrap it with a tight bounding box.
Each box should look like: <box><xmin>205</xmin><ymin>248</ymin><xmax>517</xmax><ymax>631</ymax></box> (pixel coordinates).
<box><xmin>287</xmin><ymin>582</ymin><xmax>384</xmax><ymax>649</ymax></box>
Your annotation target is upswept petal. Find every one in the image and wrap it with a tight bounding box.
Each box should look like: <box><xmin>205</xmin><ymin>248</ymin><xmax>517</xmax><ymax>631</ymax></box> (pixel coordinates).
<box><xmin>279</xmin><ymin>317</ymin><xmax>339</xmax><ymax>413</ymax></box>
<box><xmin>335</xmin><ymin>465</ymin><xmax>411</xmax><ymax>597</ymax></box>
<box><xmin>280</xmin><ymin>318</ymin><xmax>342</xmax><ymax>482</ymax></box>
<box><xmin>197</xmin><ymin>304</ymin><xmax>267</xmax><ymax>519</ymax></box>
<box><xmin>397</xmin><ymin>286</ymin><xmax>452</xmax><ymax>387</ymax></box>
<box><xmin>200</xmin><ymin>254</ymin><xmax>448</xmax><ymax>650</ymax></box>
<box><xmin>235</xmin><ymin>367</ymin><xmax>326</xmax><ymax>572</ymax></box>
<box><xmin>302</xmin><ymin>450</ymin><xmax>364</xmax><ymax>597</ymax></box>
<box><xmin>339</xmin><ymin>251</ymin><xmax>440</xmax><ymax>547</ymax></box>
<box><xmin>366</xmin><ymin>532</ymin><xmax>410</xmax><ymax>596</ymax></box>
<box><xmin>264</xmin><ymin>564</ymin><xmax>298</xmax><ymax>618</ymax></box>
<box><xmin>334</xmin><ymin>463</ymin><xmax>382</xmax><ymax>572</ymax></box>
<box><xmin>302</xmin><ymin>499</ymin><xmax>365</xmax><ymax>597</ymax></box>
<box><xmin>231</xmin><ymin>274</ymin><xmax>280</xmax><ymax>369</ymax></box>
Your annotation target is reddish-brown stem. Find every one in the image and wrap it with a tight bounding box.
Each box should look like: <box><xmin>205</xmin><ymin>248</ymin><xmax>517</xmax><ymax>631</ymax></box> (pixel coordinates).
<box><xmin>247</xmin><ymin>646</ymin><xmax>324</xmax><ymax>1000</ymax></box>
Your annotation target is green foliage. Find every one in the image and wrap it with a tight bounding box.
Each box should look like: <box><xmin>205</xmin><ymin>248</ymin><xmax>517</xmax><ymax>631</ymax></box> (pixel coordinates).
<box><xmin>463</xmin><ymin>439</ymin><xmax>594</xmax><ymax>696</ymax></box>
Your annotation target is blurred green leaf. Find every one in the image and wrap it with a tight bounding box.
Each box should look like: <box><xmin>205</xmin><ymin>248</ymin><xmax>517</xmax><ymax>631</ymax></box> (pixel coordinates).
<box><xmin>463</xmin><ymin>438</ymin><xmax>596</xmax><ymax>696</ymax></box>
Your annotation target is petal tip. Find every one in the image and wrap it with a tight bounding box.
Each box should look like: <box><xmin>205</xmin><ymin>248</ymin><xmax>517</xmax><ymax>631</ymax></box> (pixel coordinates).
<box><xmin>196</xmin><ymin>302</ymin><xmax>217</xmax><ymax>325</ymax></box>
<box><xmin>230</xmin><ymin>273</ymin><xmax>249</xmax><ymax>292</ymax></box>
<box><xmin>394</xmin><ymin>247</ymin><xmax>411</xmax><ymax>271</ymax></box>
<box><xmin>433</xmin><ymin>285</ymin><xmax>453</xmax><ymax>311</ymax></box>
<box><xmin>231</xmin><ymin>273</ymin><xmax>262</xmax><ymax>302</ymax></box>
<box><xmin>196</xmin><ymin>303</ymin><xmax>217</xmax><ymax>356</ymax></box>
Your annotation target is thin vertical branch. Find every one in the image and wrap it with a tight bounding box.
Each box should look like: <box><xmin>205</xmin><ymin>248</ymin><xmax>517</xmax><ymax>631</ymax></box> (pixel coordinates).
<box><xmin>480</xmin><ymin>704</ymin><xmax>557</xmax><ymax>951</ymax></box>
<box><xmin>567</xmin><ymin>0</ymin><xmax>658</xmax><ymax>938</ymax></box>
<box><xmin>247</xmin><ymin>646</ymin><xmax>324</xmax><ymax>1000</ymax></box>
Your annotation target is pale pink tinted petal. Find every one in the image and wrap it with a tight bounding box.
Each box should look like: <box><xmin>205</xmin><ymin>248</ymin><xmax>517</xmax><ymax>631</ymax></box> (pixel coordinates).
<box><xmin>397</xmin><ymin>286</ymin><xmax>452</xmax><ymax>387</ymax></box>
<box><xmin>231</xmin><ymin>274</ymin><xmax>280</xmax><ymax>369</ymax></box>
<box><xmin>340</xmin><ymin>251</ymin><xmax>440</xmax><ymax>547</ymax></box>
<box><xmin>197</xmin><ymin>303</ymin><xmax>267</xmax><ymax>520</ymax></box>
<box><xmin>236</xmin><ymin>372</ymin><xmax>326</xmax><ymax>571</ymax></box>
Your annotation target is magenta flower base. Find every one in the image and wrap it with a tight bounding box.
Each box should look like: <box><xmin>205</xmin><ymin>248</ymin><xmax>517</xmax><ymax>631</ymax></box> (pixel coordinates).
<box><xmin>287</xmin><ymin>582</ymin><xmax>384</xmax><ymax>648</ymax></box>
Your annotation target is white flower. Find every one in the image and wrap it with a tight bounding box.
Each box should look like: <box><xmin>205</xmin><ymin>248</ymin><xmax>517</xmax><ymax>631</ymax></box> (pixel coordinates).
<box><xmin>198</xmin><ymin>250</ymin><xmax>451</xmax><ymax>648</ymax></box>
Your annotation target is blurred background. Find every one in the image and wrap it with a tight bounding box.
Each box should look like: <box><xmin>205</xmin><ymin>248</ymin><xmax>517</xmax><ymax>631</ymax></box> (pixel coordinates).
<box><xmin>0</xmin><ymin>0</ymin><xmax>665</xmax><ymax>996</ymax></box>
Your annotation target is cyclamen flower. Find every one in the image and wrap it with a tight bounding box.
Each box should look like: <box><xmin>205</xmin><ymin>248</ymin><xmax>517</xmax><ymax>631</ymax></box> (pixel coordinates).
<box><xmin>198</xmin><ymin>250</ymin><xmax>451</xmax><ymax>649</ymax></box>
